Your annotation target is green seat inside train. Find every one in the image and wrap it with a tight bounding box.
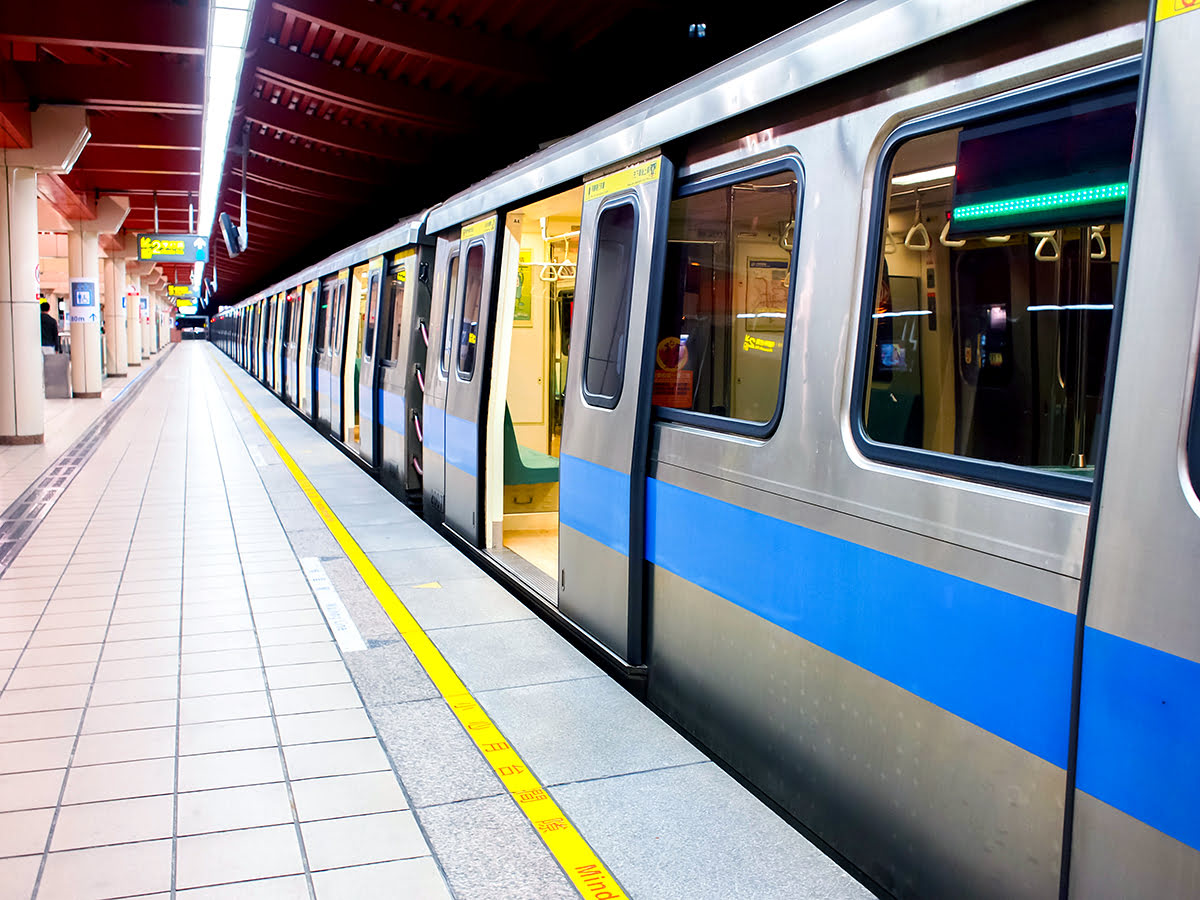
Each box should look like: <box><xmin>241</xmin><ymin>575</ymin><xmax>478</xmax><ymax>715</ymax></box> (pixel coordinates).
<box><xmin>504</xmin><ymin>406</ymin><xmax>559</xmax><ymax>486</ymax></box>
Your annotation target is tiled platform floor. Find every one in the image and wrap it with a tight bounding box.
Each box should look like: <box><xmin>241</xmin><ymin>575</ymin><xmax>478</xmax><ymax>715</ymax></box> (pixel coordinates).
<box><xmin>0</xmin><ymin>343</ymin><xmax>875</xmax><ymax>900</ymax></box>
<box><xmin>0</xmin><ymin>346</ymin><xmax>450</xmax><ymax>899</ymax></box>
<box><xmin>0</xmin><ymin>365</ymin><xmax>152</xmax><ymax>511</ymax></box>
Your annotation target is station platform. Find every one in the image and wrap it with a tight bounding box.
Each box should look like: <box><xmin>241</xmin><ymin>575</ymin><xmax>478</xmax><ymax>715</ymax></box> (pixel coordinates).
<box><xmin>0</xmin><ymin>342</ymin><xmax>873</xmax><ymax>900</ymax></box>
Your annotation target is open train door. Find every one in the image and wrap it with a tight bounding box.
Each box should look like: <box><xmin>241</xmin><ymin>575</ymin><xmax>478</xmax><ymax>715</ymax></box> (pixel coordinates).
<box><xmin>559</xmin><ymin>156</ymin><xmax>673</xmax><ymax>665</ymax></box>
<box><xmin>1064</xmin><ymin>5</ymin><xmax>1200</xmax><ymax>897</ymax></box>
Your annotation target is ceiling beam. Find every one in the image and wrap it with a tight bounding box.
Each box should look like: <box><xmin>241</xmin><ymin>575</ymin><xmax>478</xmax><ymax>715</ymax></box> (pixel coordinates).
<box><xmin>241</xmin><ymin>97</ymin><xmax>422</xmax><ymax>163</ymax></box>
<box><xmin>0</xmin><ymin>1</ymin><xmax>206</xmax><ymax>55</ymax></box>
<box><xmin>14</xmin><ymin>59</ymin><xmax>203</xmax><ymax>113</ymax></box>
<box><xmin>243</xmin><ymin>155</ymin><xmax>377</xmax><ymax>202</ymax></box>
<box><xmin>250</xmin><ymin>41</ymin><xmax>473</xmax><ymax>130</ymax></box>
<box><xmin>65</xmin><ymin>172</ymin><xmax>200</xmax><ymax>193</ymax></box>
<box><xmin>38</xmin><ymin>173</ymin><xmax>95</xmax><ymax>221</ymax></box>
<box><xmin>87</xmin><ymin>115</ymin><xmax>201</xmax><ymax>150</ymax></box>
<box><xmin>0</xmin><ymin>59</ymin><xmax>32</xmax><ymax>147</ymax></box>
<box><xmin>245</xmin><ymin>131</ymin><xmax>404</xmax><ymax>183</ymax></box>
<box><xmin>75</xmin><ymin>146</ymin><xmax>201</xmax><ymax>175</ymax></box>
<box><xmin>270</xmin><ymin>0</ymin><xmax>546</xmax><ymax>79</ymax></box>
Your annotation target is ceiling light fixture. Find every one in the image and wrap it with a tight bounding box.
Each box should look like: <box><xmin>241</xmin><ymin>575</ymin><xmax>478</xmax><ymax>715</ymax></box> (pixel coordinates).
<box><xmin>891</xmin><ymin>165</ymin><xmax>957</xmax><ymax>186</ymax></box>
<box><xmin>197</xmin><ymin>0</ymin><xmax>254</xmax><ymax>247</ymax></box>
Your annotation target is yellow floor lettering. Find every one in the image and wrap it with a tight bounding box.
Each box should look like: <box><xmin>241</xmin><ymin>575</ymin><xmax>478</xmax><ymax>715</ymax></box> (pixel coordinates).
<box><xmin>211</xmin><ymin>352</ymin><xmax>627</xmax><ymax>900</ymax></box>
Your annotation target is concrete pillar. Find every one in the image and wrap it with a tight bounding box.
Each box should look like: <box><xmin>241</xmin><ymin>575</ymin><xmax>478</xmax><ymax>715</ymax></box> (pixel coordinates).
<box><xmin>141</xmin><ymin>284</ymin><xmax>152</xmax><ymax>356</ymax></box>
<box><xmin>67</xmin><ymin>229</ymin><xmax>102</xmax><ymax>397</ymax></box>
<box><xmin>126</xmin><ymin>275</ymin><xmax>142</xmax><ymax>365</ymax></box>
<box><xmin>0</xmin><ymin>166</ymin><xmax>43</xmax><ymax>444</ymax></box>
<box><xmin>102</xmin><ymin>257</ymin><xmax>128</xmax><ymax>376</ymax></box>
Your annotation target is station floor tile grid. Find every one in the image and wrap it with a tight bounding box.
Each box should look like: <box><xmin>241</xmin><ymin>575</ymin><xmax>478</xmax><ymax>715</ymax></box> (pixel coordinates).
<box><xmin>0</xmin><ymin>348</ymin><xmax>451</xmax><ymax>900</ymax></box>
<box><xmin>207</xmin><ymin>345</ymin><xmax>874</xmax><ymax>900</ymax></box>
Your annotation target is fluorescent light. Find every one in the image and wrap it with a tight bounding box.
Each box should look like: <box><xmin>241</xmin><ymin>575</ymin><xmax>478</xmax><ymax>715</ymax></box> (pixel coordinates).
<box><xmin>892</xmin><ymin>165</ymin><xmax>956</xmax><ymax>186</ymax></box>
<box><xmin>872</xmin><ymin>310</ymin><xmax>933</xmax><ymax>319</ymax></box>
<box><xmin>1027</xmin><ymin>304</ymin><xmax>1115</xmax><ymax>312</ymax></box>
<box><xmin>197</xmin><ymin>0</ymin><xmax>255</xmax><ymax>247</ymax></box>
<box><xmin>952</xmin><ymin>183</ymin><xmax>1128</xmax><ymax>223</ymax></box>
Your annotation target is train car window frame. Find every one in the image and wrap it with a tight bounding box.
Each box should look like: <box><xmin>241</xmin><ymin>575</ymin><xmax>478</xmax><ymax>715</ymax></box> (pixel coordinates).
<box><xmin>849</xmin><ymin>60</ymin><xmax>1140</xmax><ymax>502</ymax></box>
<box><xmin>439</xmin><ymin>251</ymin><xmax>461</xmax><ymax>376</ymax></box>
<box><xmin>379</xmin><ymin>255</ymin><xmax>407</xmax><ymax>369</ymax></box>
<box><xmin>653</xmin><ymin>157</ymin><xmax>804</xmax><ymax>439</ymax></box>
<box><xmin>581</xmin><ymin>197</ymin><xmax>640</xmax><ymax>410</ymax></box>
<box><xmin>363</xmin><ymin>268</ymin><xmax>382</xmax><ymax>363</ymax></box>
<box><xmin>1189</xmin><ymin>345</ymin><xmax>1200</xmax><ymax>500</ymax></box>
<box><xmin>455</xmin><ymin>240</ymin><xmax>486</xmax><ymax>381</ymax></box>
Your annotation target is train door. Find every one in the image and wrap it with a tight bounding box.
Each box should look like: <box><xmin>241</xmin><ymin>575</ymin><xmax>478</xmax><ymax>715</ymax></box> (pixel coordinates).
<box><xmin>283</xmin><ymin>287</ymin><xmax>300</xmax><ymax>406</ymax></box>
<box><xmin>422</xmin><ymin>239</ymin><xmax>462</xmax><ymax>529</ymax></box>
<box><xmin>299</xmin><ymin>280</ymin><xmax>318</xmax><ymax>419</ymax></box>
<box><xmin>328</xmin><ymin>270</ymin><xmax>353</xmax><ymax>441</ymax></box>
<box><xmin>377</xmin><ymin>247</ymin><xmax>429</xmax><ymax>500</ymax></box>
<box><xmin>443</xmin><ymin>217</ymin><xmax>498</xmax><ymax>544</ymax></box>
<box><xmin>339</xmin><ymin>263</ymin><xmax>369</xmax><ymax>447</ymax></box>
<box><xmin>273</xmin><ymin>294</ymin><xmax>287</xmax><ymax>395</ymax></box>
<box><xmin>1065</xmin><ymin>7</ymin><xmax>1200</xmax><ymax>897</ymax></box>
<box><xmin>354</xmin><ymin>257</ymin><xmax>385</xmax><ymax>464</ymax></box>
<box><xmin>481</xmin><ymin>185</ymin><xmax>583</xmax><ymax>595</ymax></box>
<box><xmin>252</xmin><ymin>303</ymin><xmax>263</xmax><ymax>378</ymax></box>
<box><xmin>558</xmin><ymin>157</ymin><xmax>672</xmax><ymax>662</ymax></box>
<box><xmin>265</xmin><ymin>297</ymin><xmax>275</xmax><ymax>387</ymax></box>
<box><xmin>314</xmin><ymin>278</ymin><xmax>338</xmax><ymax>434</ymax></box>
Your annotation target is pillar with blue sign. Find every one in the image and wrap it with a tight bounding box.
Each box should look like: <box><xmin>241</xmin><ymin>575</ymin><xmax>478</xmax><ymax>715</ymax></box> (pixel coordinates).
<box><xmin>68</xmin><ymin>229</ymin><xmax>102</xmax><ymax>397</ymax></box>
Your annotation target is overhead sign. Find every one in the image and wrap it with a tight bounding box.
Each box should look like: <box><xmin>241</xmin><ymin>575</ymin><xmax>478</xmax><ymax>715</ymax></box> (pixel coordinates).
<box><xmin>68</xmin><ymin>278</ymin><xmax>98</xmax><ymax>325</ymax></box>
<box><xmin>177</xmin><ymin>304</ymin><xmax>199</xmax><ymax>316</ymax></box>
<box><xmin>138</xmin><ymin>233</ymin><xmax>209</xmax><ymax>263</ymax></box>
<box><xmin>168</xmin><ymin>283</ymin><xmax>199</xmax><ymax>300</ymax></box>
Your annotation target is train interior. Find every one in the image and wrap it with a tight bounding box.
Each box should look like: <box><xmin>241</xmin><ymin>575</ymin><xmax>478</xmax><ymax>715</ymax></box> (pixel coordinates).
<box><xmin>344</xmin><ymin>262</ymin><xmax>371</xmax><ymax>450</ymax></box>
<box><xmin>485</xmin><ymin>184</ymin><xmax>584</xmax><ymax>590</ymax></box>
<box><xmin>866</xmin><ymin>87</ymin><xmax>1133</xmax><ymax>478</ymax></box>
<box><xmin>656</xmin><ymin>171</ymin><xmax>797</xmax><ymax>421</ymax></box>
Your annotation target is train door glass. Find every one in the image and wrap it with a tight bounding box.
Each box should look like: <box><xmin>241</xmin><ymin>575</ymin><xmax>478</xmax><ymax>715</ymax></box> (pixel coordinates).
<box><xmin>858</xmin><ymin>83</ymin><xmax>1136</xmax><ymax>495</ymax></box>
<box><xmin>346</xmin><ymin>262</ymin><xmax>371</xmax><ymax>446</ymax></box>
<box><xmin>301</xmin><ymin>280</ymin><xmax>318</xmax><ymax>415</ymax></box>
<box><xmin>484</xmin><ymin>185</ymin><xmax>583</xmax><ymax>587</ymax></box>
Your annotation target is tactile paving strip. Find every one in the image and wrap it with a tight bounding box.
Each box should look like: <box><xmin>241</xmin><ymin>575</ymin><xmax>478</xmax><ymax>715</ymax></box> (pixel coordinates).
<box><xmin>0</xmin><ymin>348</ymin><xmax>174</xmax><ymax>575</ymax></box>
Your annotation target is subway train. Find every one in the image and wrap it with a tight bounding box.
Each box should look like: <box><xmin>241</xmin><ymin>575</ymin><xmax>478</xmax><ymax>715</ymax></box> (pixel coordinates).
<box><xmin>210</xmin><ymin>1</ymin><xmax>1200</xmax><ymax>897</ymax></box>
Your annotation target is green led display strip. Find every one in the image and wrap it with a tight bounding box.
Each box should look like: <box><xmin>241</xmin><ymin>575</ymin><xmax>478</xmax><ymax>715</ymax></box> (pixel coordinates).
<box><xmin>952</xmin><ymin>182</ymin><xmax>1128</xmax><ymax>222</ymax></box>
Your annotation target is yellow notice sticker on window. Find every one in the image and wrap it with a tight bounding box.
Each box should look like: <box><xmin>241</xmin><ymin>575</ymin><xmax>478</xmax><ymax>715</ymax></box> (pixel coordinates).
<box><xmin>743</xmin><ymin>335</ymin><xmax>777</xmax><ymax>354</ymax></box>
<box><xmin>1158</xmin><ymin>0</ymin><xmax>1199</xmax><ymax>19</ymax></box>
<box><xmin>585</xmin><ymin>158</ymin><xmax>661</xmax><ymax>203</ymax></box>
<box><xmin>461</xmin><ymin>216</ymin><xmax>497</xmax><ymax>240</ymax></box>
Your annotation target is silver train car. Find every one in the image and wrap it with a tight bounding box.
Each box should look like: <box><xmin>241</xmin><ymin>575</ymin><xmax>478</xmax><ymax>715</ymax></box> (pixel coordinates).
<box><xmin>210</xmin><ymin>1</ymin><xmax>1200</xmax><ymax>896</ymax></box>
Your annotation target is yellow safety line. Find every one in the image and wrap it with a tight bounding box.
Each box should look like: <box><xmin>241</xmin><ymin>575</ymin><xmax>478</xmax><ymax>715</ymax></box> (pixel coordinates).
<box><xmin>211</xmin><ymin>352</ymin><xmax>628</xmax><ymax>900</ymax></box>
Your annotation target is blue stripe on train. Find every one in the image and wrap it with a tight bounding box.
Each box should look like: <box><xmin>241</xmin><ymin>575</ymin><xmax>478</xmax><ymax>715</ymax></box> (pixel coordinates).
<box><xmin>559</xmin><ymin>464</ymin><xmax>1200</xmax><ymax>854</ymax></box>
<box><xmin>560</xmin><ymin>454</ymin><xmax>631</xmax><ymax>556</ymax></box>
<box><xmin>424</xmin><ymin>404</ymin><xmax>445</xmax><ymax>454</ymax></box>
<box><xmin>644</xmin><ymin>477</ymin><xmax>1075</xmax><ymax>768</ymax></box>
<box><xmin>1077</xmin><ymin>628</ymin><xmax>1200</xmax><ymax>852</ymax></box>
<box><xmin>445</xmin><ymin>412</ymin><xmax>477</xmax><ymax>478</ymax></box>
<box><xmin>378</xmin><ymin>389</ymin><xmax>405</xmax><ymax>436</ymax></box>
<box><xmin>422</xmin><ymin>406</ymin><xmax>476</xmax><ymax>477</ymax></box>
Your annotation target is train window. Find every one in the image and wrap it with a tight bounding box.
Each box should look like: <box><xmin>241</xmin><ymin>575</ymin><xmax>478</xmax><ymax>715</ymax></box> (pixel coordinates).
<box><xmin>583</xmin><ymin>200</ymin><xmax>637</xmax><ymax>407</ymax></box>
<box><xmin>654</xmin><ymin>165</ymin><xmax>799</xmax><ymax>428</ymax></box>
<box><xmin>1190</xmin><ymin>357</ymin><xmax>1200</xmax><ymax>498</ymax></box>
<box><xmin>315</xmin><ymin>282</ymin><xmax>331</xmax><ymax>354</ymax></box>
<box><xmin>382</xmin><ymin>257</ymin><xmax>407</xmax><ymax>365</ymax></box>
<box><xmin>859</xmin><ymin>84</ymin><xmax>1136</xmax><ymax>495</ymax></box>
<box><xmin>456</xmin><ymin>243</ymin><xmax>485</xmax><ymax>378</ymax></box>
<box><xmin>331</xmin><ymin>280</ymin><xmax>348</xmax><ymax>356</ymax></box>
<box><xmin>439</xmin><ymin>253</ymin><xmax>460</xmax><ymax>374</ymax></box>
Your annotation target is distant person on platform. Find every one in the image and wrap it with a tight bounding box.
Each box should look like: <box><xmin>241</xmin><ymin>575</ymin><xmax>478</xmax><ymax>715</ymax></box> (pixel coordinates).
<box><xmin>40</xmin><ymin>299</ymin><xmax>59</xmax><ymax>353</ymax></box>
